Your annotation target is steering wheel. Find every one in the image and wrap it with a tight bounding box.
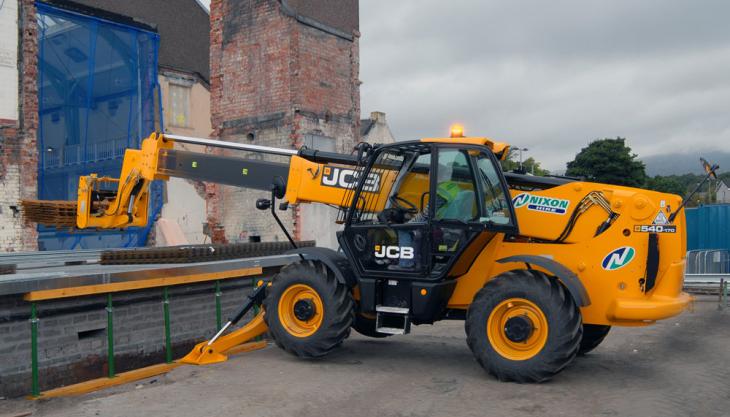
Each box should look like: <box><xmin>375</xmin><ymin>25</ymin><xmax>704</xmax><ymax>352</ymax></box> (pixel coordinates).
<box><xmin>389</xmin><ymin>195</ymin><xmax>419</xmax><ymax>214</ymax></box>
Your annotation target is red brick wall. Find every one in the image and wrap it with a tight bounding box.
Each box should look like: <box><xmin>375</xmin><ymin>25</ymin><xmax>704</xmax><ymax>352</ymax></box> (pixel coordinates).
<box><xmin>210</xmin><ymin>0</ymin><xmax>293</xmax><ymax>131</ymax></box>
<box><xmin>295</xmin><ymin>24</ymin><xmax>358</xmax><ymax>116</ymax></box>
<box><xmin>0</xmin><ymin>0</ymin><xmax>38</xmax><ymax>251</ymax></box>
<box><xmin>208</xmin><ymin>0</ymin><xmax>359</xmax><ymax>245</ymax></box>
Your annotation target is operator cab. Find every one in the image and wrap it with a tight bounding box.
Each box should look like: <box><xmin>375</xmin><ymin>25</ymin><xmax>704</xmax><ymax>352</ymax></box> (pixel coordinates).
<box><xmin>338</xmin><ymin>138</ymin><xmax>517</xmax><ymax>331</ymax></box>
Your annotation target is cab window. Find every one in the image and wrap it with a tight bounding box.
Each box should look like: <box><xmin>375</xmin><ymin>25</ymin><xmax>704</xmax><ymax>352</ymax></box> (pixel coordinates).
<box><xmin>475</xmin><ymin>154</ymin><xmax>512</xmax><ymax>225</ymax></box>
<box><xmin>434</xmin><ymin>149</ymin><xmax>479</xmax><ymax>222</ymax></box>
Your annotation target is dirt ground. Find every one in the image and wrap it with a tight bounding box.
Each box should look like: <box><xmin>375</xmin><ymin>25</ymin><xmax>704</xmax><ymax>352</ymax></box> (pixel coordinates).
<box><xmin>2</xmin><ymin>295</ymin><xmax>728</xmax><ymax>417</ymax></box>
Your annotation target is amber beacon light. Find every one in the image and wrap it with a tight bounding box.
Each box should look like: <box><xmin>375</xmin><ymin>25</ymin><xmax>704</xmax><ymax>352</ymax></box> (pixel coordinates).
<box><xmin>449</xmin><ymin>124</ymin><xmax>465</xmax><ymax>138</ymax></box>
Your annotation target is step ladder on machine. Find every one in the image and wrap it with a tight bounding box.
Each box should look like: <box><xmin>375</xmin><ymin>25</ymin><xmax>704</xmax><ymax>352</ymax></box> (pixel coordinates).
<box><xmin>375</xmin><ymin>305</ymin><xmax>411</xmax><ymax>335</ymax></box>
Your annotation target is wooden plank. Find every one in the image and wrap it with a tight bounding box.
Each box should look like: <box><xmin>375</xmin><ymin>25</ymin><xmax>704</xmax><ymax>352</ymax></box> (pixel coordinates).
<box><xmin>24</xmin><ymin>267</ymin><xmax>262</xmax><ymax>301</ymax></box>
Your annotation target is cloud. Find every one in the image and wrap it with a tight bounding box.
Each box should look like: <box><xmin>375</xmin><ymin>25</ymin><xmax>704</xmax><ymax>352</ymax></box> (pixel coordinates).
<box><xmin>360</xmin><ymin>0</ymin><xmax>730</xmax><ymax>171</ymax></box>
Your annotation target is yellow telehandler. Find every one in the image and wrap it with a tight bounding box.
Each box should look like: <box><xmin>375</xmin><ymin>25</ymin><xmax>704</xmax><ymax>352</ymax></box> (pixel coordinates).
<box><xmin>23</xmin><ymin>127</ymin><xmax>697</xmax><ymax>382</ymax></box>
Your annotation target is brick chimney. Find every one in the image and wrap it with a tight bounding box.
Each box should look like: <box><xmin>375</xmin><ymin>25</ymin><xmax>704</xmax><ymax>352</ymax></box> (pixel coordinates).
<box><xmin>208</xmin><ymin>0</ymin><xmax>360</xmax><ymax>246</ymax></box>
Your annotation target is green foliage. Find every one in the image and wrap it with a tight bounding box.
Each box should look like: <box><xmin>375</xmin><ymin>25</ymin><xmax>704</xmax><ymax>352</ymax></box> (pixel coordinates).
<box><xmin>501</xmin><ymin>156</ymin><xmax>550</xmax><ymax>176</ymax></box>
<box><xmin>566</xmin><ymin>138</ymin><xmax>646</xmax><ymax>187</ymax></box>
<box><xmin>644</xmin><ymin>176</ymin><xmax>686</xmax><ymax>196</ymax></box>
<box><xmin>641</xmin><ymin>172</ymin><xmax>728</xmax><ymax>206</ymax></box>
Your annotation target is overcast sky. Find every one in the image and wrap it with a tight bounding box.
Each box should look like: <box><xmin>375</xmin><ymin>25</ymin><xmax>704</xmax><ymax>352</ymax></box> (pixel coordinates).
<box><xmin>359</xmin><ymin>1</ymin><xmax>730</xmax><ymax>171</ymax></box>
<box><xmin>200</xmin><ymin>1</ymin><xmax>730</xmax><ymax>171</ymax></box>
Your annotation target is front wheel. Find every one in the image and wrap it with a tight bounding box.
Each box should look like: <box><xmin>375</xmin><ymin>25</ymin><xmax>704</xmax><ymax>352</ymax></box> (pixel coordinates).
<box><xmin>263</xmin><ymin>260</ymin><xmax>354</xmax><ymax>358</ymax></box>
<box><xmin>465</xmin><ymin>269</ymin><xmax>582</xmax><ymax>382</ymax></box>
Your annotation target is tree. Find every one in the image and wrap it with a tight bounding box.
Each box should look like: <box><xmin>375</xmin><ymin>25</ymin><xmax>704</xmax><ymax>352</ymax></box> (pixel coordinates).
<box><xmin>501</xmin><ymin>156</ymin><xmax>550</xmax><ymax>176</ymax></box>
<box><xmin>566</xmin><ymin>138</ymin><xmax>645</xmax><ymax>187</ymax></box>
<box><xmin>645</xmin><ymin>176</ymin><xmax>686</xmax><ymax>197</ymax></box>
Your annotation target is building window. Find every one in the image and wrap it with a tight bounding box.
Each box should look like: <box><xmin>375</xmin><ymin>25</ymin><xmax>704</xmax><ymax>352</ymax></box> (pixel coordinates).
<box><xmin>168</xmin><ymin>82</ymin><xmax>191</xmax><ymax>128</ymax></box>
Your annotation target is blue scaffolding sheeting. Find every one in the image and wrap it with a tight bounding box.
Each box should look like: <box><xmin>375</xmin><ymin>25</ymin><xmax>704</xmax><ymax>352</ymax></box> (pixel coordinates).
<box><xmin>36</xmin><ymin>2</ymin><xmax>162</xmax><ymax>250</ymax></box>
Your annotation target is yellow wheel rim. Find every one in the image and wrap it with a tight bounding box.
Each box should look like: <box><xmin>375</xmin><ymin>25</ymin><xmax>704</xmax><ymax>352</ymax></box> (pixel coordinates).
<box><xmin>487</xmin><ymin>298</ymin><xmax>548</xmax><ymax>361</ymax></box>
<box><xmin>277</xmin><ymin>284</ymin><xmax>324</xmax><ymax>338</ymax></box>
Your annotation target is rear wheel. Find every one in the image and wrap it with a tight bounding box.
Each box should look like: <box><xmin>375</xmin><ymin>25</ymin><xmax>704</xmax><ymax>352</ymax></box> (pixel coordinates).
<box><xmin>578</xmin><ymin>324</ymin><xmax>611</xmax><ymax>355</ymax></box>
<box><xmin>263</xmin><ymin>260</ymin><xmax>354</xmax><ymax>358</ymax></box>
<box><xmin>465</xmin><ymin>269</ymin><xmax>582</xmax><ymax>382</ymax></box>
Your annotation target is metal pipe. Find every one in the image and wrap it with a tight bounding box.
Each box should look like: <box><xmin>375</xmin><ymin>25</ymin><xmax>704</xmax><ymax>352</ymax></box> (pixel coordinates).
<box><xmin>252</xmin><ymin>279</ymin><xmax>261</xmax><ymax>342</ymax></box>
<box><xmin>165</xmin><ymin>134</ymin><xmax>298</xmax><ymax>157</ymax></box>
<box><xmin>106</xmin><ymin>294</ymin><xmax>115</xmax><ymax>378</ymax></box>
<box><xmin>207</xmin><ymin>321</ymin><xmax>232</xmax><ymax>347</ymax></box>
<box><xmin>215</xmin><ymin>280</ymin><xmax>222</xmax><ymax>331</ymax></box>
<box><xmin>163</xmin><ymin>287</ymin><xmax>172</xmax><ymax>364</ymax></box>
<box><xmin>30</xmin><ymin>303</ymin><xmax>39</xmax><ymax>397</ymax></box>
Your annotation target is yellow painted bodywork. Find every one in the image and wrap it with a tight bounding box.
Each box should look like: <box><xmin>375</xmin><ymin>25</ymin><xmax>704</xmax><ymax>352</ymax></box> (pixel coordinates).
<box><xmin>422</xmin><ymin>136</ymin><xmax>511</xmax><ymax>160</ymax></box>
<box><xmin>76</xmin><ymin>132</ymin><xmax>171</xmax><ymax>229</ymax></box>
<box><xmin>445</xmin><ymin>180</ymin><xmax>690</xmax><ymax>326</ymax></box>
<box><xmin>180</xmin><ymin>312</ymin><xmax>268</xmax><ymax>365</ymax></box>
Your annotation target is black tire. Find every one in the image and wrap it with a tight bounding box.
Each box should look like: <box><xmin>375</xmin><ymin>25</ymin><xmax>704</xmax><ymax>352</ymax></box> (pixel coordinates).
<box><xmin>352</xmin><ymin>310</ymin><xmax>391</xmax><ymax>338</ymax></box>
<box><xmin>465</xmin><ymin>269</ymin><xmax>582</xmax><ymax>383</ymax></box>
<box><xmin>263</xmin><ymin>260</ymin><xmax>354</xmax><ymax>358</ymax></box>
<box><xmin>578</xmin><ymin>324</ymin><xmax>611</xmax><ymax>355</ymax></box>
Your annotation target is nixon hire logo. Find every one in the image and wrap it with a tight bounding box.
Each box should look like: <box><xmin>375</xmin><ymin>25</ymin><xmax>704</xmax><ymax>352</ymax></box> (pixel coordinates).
<box><xmin>602</xmin><ymin>246</ymin><xmax>636</xmax><ymax>271</ymax></box>
<box><xmin>512</xmin><ymin>193</ymin><xmax>570</xmax><ymax>215</ymax></box>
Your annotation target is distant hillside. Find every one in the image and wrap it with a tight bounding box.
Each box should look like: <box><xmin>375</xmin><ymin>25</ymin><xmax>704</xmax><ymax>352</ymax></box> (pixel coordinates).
<box><xmin>641</xmin><ymin>152</ymin><xmax>730</xmax><ymax>176</ymax></box>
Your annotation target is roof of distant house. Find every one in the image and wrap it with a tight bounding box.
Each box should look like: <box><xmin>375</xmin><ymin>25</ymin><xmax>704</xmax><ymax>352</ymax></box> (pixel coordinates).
<box><xmin>360</xmin><ymin>118</ymin><xmax>375</xmax><ymax>137</ymax></box>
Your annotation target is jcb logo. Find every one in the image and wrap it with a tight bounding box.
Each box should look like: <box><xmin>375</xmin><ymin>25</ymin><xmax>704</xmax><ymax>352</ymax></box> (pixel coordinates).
<box><xmin>321</xmin><ymin>167</ymin><xmax>380</xmax><ymax>192</ymax></box>
<box><xmin>374</xmin><ymin>245</ymin><xmax>414</xmax><ymax>259</ymax></box>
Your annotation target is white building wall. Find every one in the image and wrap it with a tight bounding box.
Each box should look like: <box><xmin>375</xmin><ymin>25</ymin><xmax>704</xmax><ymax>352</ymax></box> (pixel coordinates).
<box><xmin>154</xmin><ymin>73</ymin><xmax>211</xmax><ymax>246</ymax></box>
<box><xmin>0</xmin><ymin>0</ymin><xmax>18</xmax><ymax>121</ymax></box>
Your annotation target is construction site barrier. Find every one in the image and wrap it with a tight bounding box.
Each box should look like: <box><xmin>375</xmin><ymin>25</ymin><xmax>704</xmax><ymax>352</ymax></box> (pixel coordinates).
<box><xmin>25</xmin><ymin>271</ymin><xmax>261</xmax><ymax>397</ymax></box>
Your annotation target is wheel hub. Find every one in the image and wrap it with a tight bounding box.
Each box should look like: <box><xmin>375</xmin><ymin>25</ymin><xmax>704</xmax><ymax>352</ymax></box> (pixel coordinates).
<box><xmin>504</xmin><ymin>315</ymin><xmax>534</xmax><ymax>343</ymax></box>
<box><xmin>293</xmin><ymin>299</ymin><xmax>316</xmax><ymax>321</ymax></box>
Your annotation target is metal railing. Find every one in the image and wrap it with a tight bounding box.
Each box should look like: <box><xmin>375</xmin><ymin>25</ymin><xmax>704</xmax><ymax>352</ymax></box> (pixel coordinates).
<box><xmin>684</xmin><ymin>250</ymin><xmax>730</xmax><ymax>298</ymax></box>
<box><xmin>686</xmin><ymin>249</ymin><xmax>730</xmax><ymax>275</ymax></box>
<box><xmin>43</xmin><ymin>139</ymin><xmax>130</xmax><ymax>169</ymax></box>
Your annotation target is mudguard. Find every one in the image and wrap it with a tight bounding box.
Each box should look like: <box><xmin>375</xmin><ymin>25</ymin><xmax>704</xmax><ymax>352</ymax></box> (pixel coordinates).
<box><xmin>285</xmin><ymin>247</ymin><xmax>358</xmax><ymax>287</ymax></box>
<box><xmin>497</xmin><ymin>255</ymin><xmax>591</xmax><ymax>307</ymax></box>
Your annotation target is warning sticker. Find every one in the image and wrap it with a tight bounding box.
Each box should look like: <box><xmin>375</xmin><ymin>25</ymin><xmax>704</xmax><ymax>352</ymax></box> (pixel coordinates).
<box><xmin>652</xmin><ymin>211</ymin><xmax>669</xmax><ymax>225</ymax></box>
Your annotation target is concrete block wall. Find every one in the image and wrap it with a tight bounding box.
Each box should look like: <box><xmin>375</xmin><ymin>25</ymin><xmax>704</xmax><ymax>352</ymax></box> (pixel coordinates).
<box><xmin>0</xmin><ymin>268</ymin><xmax>277</xmax><ymax>398</ymax></box>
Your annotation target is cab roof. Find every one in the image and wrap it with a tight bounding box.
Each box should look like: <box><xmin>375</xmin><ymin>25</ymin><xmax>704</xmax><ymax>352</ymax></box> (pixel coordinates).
<box><xmin>420</xmin><ymin>137</ymin><xmax>511</xmax><ymax>160</ymax></box>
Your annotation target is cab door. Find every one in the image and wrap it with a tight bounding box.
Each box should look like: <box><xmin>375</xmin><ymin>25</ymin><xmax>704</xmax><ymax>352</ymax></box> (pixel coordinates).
<box><xmin>429</xmin><ymin>146</ymin><xmax>518</xmax><ymax>279</ymax></box>
<box><xmin>340</xmin><ymin>143</ymin><xmax>434</xmax><ymax>278</ymax></box>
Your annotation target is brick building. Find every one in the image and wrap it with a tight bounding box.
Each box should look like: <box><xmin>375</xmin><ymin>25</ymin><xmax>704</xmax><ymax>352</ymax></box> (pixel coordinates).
<box><xmin>0</xmin><ymin>0</ymin><xmax>212</xmax><ymax>251</ymax></box>
<box><xmin>208</xmin><ymin>0</ymin><xmax>360</xmax><ymax>248</ymax></box>
<box><xmin>1</xmin><ymin>0</ymin><xmax>369</xmax><ymax>251</ymax></box>
<box><xmin>0</xmin><ymin>0</ymin><xmax>38</xmax><ymax>251</ymax></box>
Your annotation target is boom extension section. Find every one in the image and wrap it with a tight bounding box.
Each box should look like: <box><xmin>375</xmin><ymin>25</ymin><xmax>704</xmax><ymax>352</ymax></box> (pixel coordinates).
<box><xmin>22</xmin><ymin>133</ymin><xmax>374</xmax><ymax>229</ymax></box>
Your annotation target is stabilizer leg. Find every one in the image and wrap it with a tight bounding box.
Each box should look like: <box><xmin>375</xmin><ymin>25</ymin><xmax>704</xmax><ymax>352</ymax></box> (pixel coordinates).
<box><xmin>181</xmin><ymin>282</ymin><xmax>268</xmax><ymax>365</ymax></box>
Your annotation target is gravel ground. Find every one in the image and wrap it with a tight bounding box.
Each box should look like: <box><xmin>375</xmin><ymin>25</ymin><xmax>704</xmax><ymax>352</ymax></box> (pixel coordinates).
<box><xmin>2</xmin><ymin>295</ymin><xmax>728</xmax><ymax>417</ymax></box>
